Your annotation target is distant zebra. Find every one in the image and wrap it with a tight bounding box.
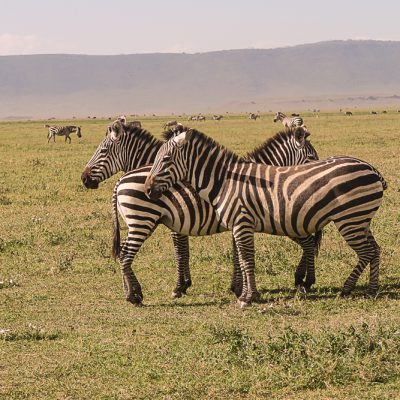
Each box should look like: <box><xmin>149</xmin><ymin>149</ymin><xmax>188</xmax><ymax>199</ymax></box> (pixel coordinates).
<box><xmin>197</xmin><ymin>115</ymin><xmax>206</xmax><ymax>121</ymax></box>
<box><xmin>213</xmin><ymin>115</ymin><xmax>223</xmax><ymax>121</ymax></box>
<box><xmin>145</xmin><ymin>129</ymin><xmax>387</xmax><ymax>307</ymax></box>
<box><xmin>82</xmin><ymin>122</ymin><xmax>319</xmax><ymax>305</ymax></box>
<box><xmin>249</xmin><ymin>113</ymin><xmax>259</xmax><ymax>120</ymax></box>
<box><xmin>345</xmin><ymin>111</ymin><xmax>353</xmax><ymax>116</ymax></box>
<box><xmin>163</xmin><ymin>120</ymin><xmax>178</xmax><ymax>130</ymax></box>
<box><xmin>371</xmin><ymin>111</ymin><xmax>377</xmax><ymax>115</ymax></box>
<box><xmin>273</xmin><ymin>111</ymin><xmax>304</xmax><ymax>129</ymax></box>
<box><xmin>45</xmin><ymin>125</ymin><xmax>82</xmax><ymax>143</ymax></box>
<box><xmin>118</xmin><ymin>115</ymin><xmax>142</xmax><ymax>129</ymax></box>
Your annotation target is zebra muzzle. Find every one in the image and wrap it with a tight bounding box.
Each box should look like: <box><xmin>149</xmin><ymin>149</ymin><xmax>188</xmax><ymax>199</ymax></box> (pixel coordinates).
<box><xmin>81</xmin><ymin>167</ymin><xmax>99</xmax><ymax>189</ymax></box>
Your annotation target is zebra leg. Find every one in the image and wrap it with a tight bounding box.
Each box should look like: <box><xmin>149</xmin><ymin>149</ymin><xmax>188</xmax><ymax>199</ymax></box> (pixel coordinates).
<box><xmin>337</xmin><ymin>222</ymin><xmax>376</xmax><ymax>296</ymax></box>
<box><xmin>170</xmin><ymin>232</ymin><xmax>191</xmax><ymax>298</ymax></box>
<box><xmin>366</xmin><ymin>228</ymin><xmax>381</xmax><ymax>296</ymax></box>
<box><xmin>233</xmin><ymin>223</ymin><xmax>258</xmax><ymax>307</ymax></box>
<box><xmin>292</xmin><ymin>236</ymin><xmax>316</xmax><ymax>291</ymax></box>
<box><xmin>66</xmin><ymin>135</ymin><xmax>71</xmax><ymax>144</ymax></box>
<box><xmin>118</xmin><ymin>224</ymin><xmax>156</xmax><ymax>305</ymax></box>
<box><xmin>230</xmin><ymin>235</ymin><xmax>243</xmax><ymax>298</ymax></box>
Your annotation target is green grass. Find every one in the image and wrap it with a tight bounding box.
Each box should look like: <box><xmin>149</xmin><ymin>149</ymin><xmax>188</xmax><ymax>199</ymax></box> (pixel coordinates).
<box><xmin>0</xmin><ymin>112</ymin><xmax>399</xmax><ymax>399</ymax></box>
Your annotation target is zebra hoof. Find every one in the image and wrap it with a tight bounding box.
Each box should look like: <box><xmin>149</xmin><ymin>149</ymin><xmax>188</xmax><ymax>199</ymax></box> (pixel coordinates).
<box><xmin>237</xmin><ymin>299</ymin><xmax>251</xmax><ymax>309</ymax></box>
<box><xmin>127</xmin><ymin>293</ymin><xmax>143</xmax><ymax>305</ymax></box>
<box><xmin>296</xmin><ymin>285</ymin><xmax>307</xmax><ymax>296</ymax></box>
<box><xmin>340</xmin><ymin>289</ymin><xmax>353</xmax><ymax>297</ymax></box>
<box><xmin>366</xmin><ymin>289</ymin><xmax>378</xmax><ymax>298</ymax></box>
<box><xmin>171</xmin><ymin>291</ymin><xmax>182</xmax><ymax>299</ymax></box>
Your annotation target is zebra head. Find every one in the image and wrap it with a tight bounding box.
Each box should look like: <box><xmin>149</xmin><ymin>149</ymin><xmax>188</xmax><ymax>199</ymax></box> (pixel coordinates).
<box><xmin>273</xmin><ymin>111</ymin><xmax>285</xmax><ymax>122</ymax></box>
<box><xmin>76</xmin><ymin>126</ymin><xmax>82</xmax><ymax>138</ymax></box>
<box><xmin>292</xmin><ymin>127</ymin><xmax>318</xmax><ymax>162</ymax></box>
<box><xmin>81</xmin><ymin>120</ymin><xmax>130</xmax><ymax>189</ymax></box>
<box><xmin>144</xmin><ymin>130</ymin><xmax>192</xmax><ymax>200</ymax></box>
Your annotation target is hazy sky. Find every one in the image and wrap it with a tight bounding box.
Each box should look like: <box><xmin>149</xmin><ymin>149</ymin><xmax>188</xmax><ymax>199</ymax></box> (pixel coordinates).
<box><xmin>1</xmin><ymin>0</ymin><xmax>399</xmax><ymax>55</ymax></box>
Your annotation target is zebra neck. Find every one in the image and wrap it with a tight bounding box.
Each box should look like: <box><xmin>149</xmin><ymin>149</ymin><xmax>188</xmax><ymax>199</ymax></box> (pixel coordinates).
<box><xmin>188</xmin><ymin>148</ymin><xmax>236</xmax><ymax>206</ymax></box>
<box><xmin>126</xmin><ymin>137</ymin><xmax>162</xmax><ymax>171</ymax></box>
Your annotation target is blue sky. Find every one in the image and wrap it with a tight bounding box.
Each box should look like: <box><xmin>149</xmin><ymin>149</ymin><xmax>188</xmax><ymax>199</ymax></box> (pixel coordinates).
<box><xmin>1</xmin><ymin>0</ymin><xmax>399</xmax><ymax>55</ymax></box>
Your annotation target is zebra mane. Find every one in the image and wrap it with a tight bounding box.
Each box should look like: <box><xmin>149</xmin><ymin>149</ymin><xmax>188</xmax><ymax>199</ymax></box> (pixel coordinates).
<box><xmin>124</xmin><ymin>124</ymin><xmax>161</xmax><ymax>145</ymax></box>
<box><xmin>163</xmin><ymin>128</ymin><xmax>242</xmax><ymax>162</ymax></box>
<box><xmin>246</xmin><ymin>129</ymin><xmax>301</xmax><ymax>160</ymax></box>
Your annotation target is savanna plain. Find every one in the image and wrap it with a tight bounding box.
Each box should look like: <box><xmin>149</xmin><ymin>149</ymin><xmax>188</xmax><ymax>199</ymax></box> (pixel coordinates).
<box><xmin>0</xmin><ymin>112</ymin><xmax>399</xmax><ymax>399</ymax></box>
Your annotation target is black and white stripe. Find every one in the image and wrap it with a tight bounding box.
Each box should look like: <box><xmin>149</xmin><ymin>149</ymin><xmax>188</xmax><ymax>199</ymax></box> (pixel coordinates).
<box><xmin>145</xmin><ymin>129</ymin><xmax>387</xmax><ymax>307</ymax></box>
<box><xmin>82</xmin><ymin>122</ymin><xmax>319</xmax><ymax>304</ymax></box>
<box><xmin>273</xmin><ymin>111</ymin><xmax>304</xmax><ymax>129</ymax></box>
<box><xmin>45</xmin><ymin>125</ymin><xmax>82</xmax><ymax>143</ymax></box>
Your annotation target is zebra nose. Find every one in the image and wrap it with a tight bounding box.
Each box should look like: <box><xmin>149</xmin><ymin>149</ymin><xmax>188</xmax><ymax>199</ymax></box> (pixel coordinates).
<box><xmin>81</xmin><ymin>166</ymin><xmax>91</xmax><ymax>182</ymax></box>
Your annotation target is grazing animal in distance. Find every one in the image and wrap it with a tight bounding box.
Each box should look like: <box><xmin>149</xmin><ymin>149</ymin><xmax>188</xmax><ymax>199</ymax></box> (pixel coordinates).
<box><xmin>371</xmin><ymin>111</ymin><xmax>377</xmax><ymax>115</ymax></box>
<box><xmin>345</xmin><ymin>111</ymin><xmax>353</xmax><ymax>116</ymax></box>
<box><xmin>45</xmin><ymin>125</ymin><xmax>82</xmax><ymax>143</ymax></box>
<box><xmin>118</xmin><ymin>115</ymin><xmax>141</xmax><ymax>129</ymax></box>
<box><xmin>249</xmin><ymin>113</ymin><xmax>259</xmax><ymax>120</ymax></box>
<box><xmin>274</xmin><ymin>111</ymin><xmax>305</xmax><ymax>130</ymax></box>
<box><xmin>213</xmin><ymin>115</ymin><xmax>223</xmax><ymax>121</ymax></box>
<box><xmin>145</xmin><ymin>129</ymin><xmax>387</xmax><ymax>307</ymax></box>
<box><xmin>291</xmin><ymin>113</ymin><xmax>300</xmax><ymax>117</ymax></box>
<box><xmin>163</xmin><ymin>120</ymin><xmax>178</xmax><ymax>130</ymax></box>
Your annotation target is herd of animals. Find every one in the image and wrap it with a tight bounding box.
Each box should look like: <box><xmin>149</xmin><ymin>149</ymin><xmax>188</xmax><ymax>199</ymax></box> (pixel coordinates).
<box><xmin>45</xmin><ymin>111</ymin><xmax>387</xmax><ymax>308</ymax></box>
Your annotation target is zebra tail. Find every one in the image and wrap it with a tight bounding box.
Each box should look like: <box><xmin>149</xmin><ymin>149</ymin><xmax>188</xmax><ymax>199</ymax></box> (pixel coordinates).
<box><xmin>314</xmin><ymin>229</ymin><xmax>323</xmax><ymax>257</ymax></box>
<box><xmin>112</xmin><ymin>182</ymin><xmax>121</xmax><ymax>260</ymax></box>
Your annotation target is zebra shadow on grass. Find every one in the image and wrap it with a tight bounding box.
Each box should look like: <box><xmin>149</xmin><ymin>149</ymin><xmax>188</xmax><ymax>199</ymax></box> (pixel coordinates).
<box><xmin>256</xmin><ymin>281</ymin><xmax>400</xmax><ymax>303</ymax></box>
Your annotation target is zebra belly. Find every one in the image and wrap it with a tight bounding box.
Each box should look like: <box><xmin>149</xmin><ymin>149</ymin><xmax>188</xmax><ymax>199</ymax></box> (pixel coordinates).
<box><xmin>117</xmin><ymin>171</ymin><xmax>226</xmax><ymax>238</ymax></box>
<box><xmin>160</xmin><ymin>183</ymin><xmax>227</xmax><ymax>236</ymax></box>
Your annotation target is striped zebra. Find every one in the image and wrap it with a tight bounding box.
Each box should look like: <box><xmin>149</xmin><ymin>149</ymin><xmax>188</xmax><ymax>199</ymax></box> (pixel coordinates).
<box><xmin>118</xmin><ymin>115</ymin><xmax>142</xmax><ymax>129</ymax></box>
<box><xmin>82</xmin><ymin>121</ymin><xmax>319</xmax><ymax>305</ymax></box>
<box><xmin>144</xmin><ymin>129</ymin><xmax>387</xmax><ymax>307</ymax></box>
<box><xmin>249</xmin><ymin>113</ymin><xmax>259</xmax><ymax>120</ymax></box>
<box><xmin>273</xmin><ymin>111</ymin><xmax>304</xmax><ymax>129</ymax></box>
<box><xmin>45</xmin><ymin>125</ymin><xmax>82</xmax><ymax>143</ymax></box>
<box><xmin>163</xmin><ymin>120</ymin><xmax>178</xmax><ymax>130</ymax></box>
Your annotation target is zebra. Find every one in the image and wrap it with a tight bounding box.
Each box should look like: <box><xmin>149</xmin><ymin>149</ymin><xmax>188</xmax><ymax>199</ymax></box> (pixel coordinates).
<box><xmin>118</xmin><ymin>115</ymin><xmax>142</xmax><ymax>129</ymax></box>
<box><xmin>345</xmin><ymin>111</ymin><xmax>353</xmax><ymax>116</ymax></box>
<box><xmin>45</xmin><ymin>125</ymin><xmax>82</xmax><ymax>143</ymax></box>
<box><xmin>273</xmin><ymin>112</ymin><xmax>304</xmax><ymax>129</ymax></box>
<box><xmin>144</xmin><ymin>129</ymin><xmax>387</xmax><ymax>307</ymax></box>
<box><xmin>197</xmin><ymin>115</ymin><xmax>206</xmax><ymax>121</ymax></box>
<box><xmin>163</xmin><ymin>120</ymin><xmax>178</xmax><ymax>130</ymax></box>
<box><xmin>249</xmin><ymin>113</ymin><xmax>259</xmax><ymax>120</ymax></box>
<box><xmin>213</xmin><ymin>115</ymin><xmax>223</xmax><ymax>121</ymax></box>
<box><xmin>82</xmin><ymin>121</ymin><xmax>319</xmax><ymax>305</ymax></box>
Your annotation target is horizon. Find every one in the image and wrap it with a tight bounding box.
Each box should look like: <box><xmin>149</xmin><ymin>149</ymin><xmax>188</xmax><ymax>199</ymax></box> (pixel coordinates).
<box><xmin>0</xmin><ymin>39</ymin><xmax>398</xmax><ymax>57</ymax></box>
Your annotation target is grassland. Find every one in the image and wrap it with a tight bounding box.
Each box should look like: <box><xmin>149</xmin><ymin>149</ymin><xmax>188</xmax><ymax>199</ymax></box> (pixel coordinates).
<box><xmin>0</xmin><ymin>111</ymin><xmax>399</xmax><ymax>399</ymax></box>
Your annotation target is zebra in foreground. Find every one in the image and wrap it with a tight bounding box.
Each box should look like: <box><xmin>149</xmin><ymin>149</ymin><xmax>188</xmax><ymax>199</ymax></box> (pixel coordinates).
<box><xmin>45</xmin><ymin>125</ymin><xmax>82</xmax><ymax>143</ymax></box>
<box><xmin>145</xmin><ymin>129</ymin><xmax>387</xmax><ymax>307</ymax></box>
<box><xmin>273</xmin><ymin>112</ymin><xmax>304</xmax><ymax>129</ymax></box>
<box><xmin>82</xmin><ymin>122</ymin><xmax>319</xmax><ymax>305</ymax></box>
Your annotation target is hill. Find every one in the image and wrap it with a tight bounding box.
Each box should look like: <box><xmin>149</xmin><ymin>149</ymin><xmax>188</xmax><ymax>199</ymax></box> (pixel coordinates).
<box><xmin>1</xmin><ymin>40</ymin><xmax>400</xmax><ymax>118</ymax></box>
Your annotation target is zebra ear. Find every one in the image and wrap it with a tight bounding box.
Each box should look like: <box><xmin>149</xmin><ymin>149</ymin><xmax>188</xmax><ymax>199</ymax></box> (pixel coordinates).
<box><xmin>173</xmin><ymin>130</ymin><xmax>192</xmax><ymax>147</ymax></box>
<box><xmin>110</xmin><ymin>120</ymin><xmax>123</xmax><ymax>141</ymax></box>
<box><xmin>294</xmin><ymin>127</ymin><xmax>308</xmax><ymax>143</ymax></box>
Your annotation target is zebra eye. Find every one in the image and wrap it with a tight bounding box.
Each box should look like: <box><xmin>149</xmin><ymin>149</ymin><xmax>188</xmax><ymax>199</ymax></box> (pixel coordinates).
<box><xmin>163</xmin><ymin>155</ymin><xmax>171</xmax><ymax>162</ymax></box>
